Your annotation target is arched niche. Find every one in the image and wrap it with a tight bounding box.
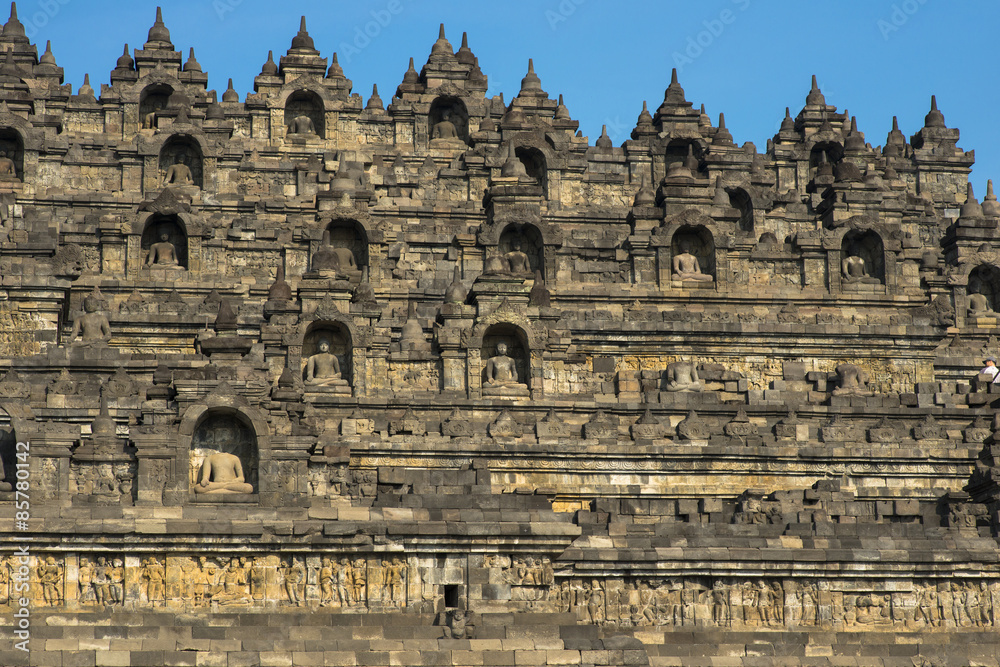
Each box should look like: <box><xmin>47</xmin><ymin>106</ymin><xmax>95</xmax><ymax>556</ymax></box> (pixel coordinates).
<box><xmin>0</xmin><ymin>128</ymin><xmax>24</xmax><ymax>180</ymax></box>
<box><xmin>140</xmin><ymin>84</ymin><xmax>173</xmax><ymax>129</ymax></box>
<box><xmin>189</xmin><ymin>410</ymin><xmax>258</xmax><ymax>494</ymax></box>
<box><xmin>728</xmin><ymin>187</ymin><xmax>754</xmax><ymax>233</ymax></box>
<box><xmin>140</xmin><ymin>214</ymin><xmax>188</xmax><ymax>269</ymax></box>
<box><xmin>671</xmin><ymin>225</ymin><xmax>716</xmax><ymax>280</ymax></box>
<box><xmin>498</xmin><ymin>224</ymin><xmax>544</xmax><ymax>277</ymax></box>
<box><xmin>969</xmin><ymin>264</ymin><xmax>1000</xmax><ymax>311</ymax></box>
<box><xmin>302</xmin><ymin>322</ymin><xmax>353</xmax><ymax>388</ymax></box>
<box><xmin>841</xmin><ymin>230</ymin><xmax>884</xmax><ymax>284</ymax></box>
<box><xmin>284</xmin><ymin>90</ymin><xmax>325</xmax><ymax>139</ymax></box>
<box><xmin>481</xmin><ymin>323</ymin><xmax>530</xmax><ymax>391</ymax></box>
<box><xmin>515</xmin><ymin>146</ymin><xmax>547</xmax><ymax>193</ymax></box>
<box><xmin>665</xmin><ymin>139</ymin><xmax>705</xmax><ymax>177</ymax></box>
<box><xmin>326</xmin><ymin>218</ymin><xmax>368</xmax><ymax>271</ymax></box>
<box><xmin>159</xmin><ymin>136</ymin><xmax>203</xmax><ymax>188</ymax></box>
<box><xmin>429</xmin><ymin>96</ymin><xmax>469</xmax><ymax>145</ymax></box>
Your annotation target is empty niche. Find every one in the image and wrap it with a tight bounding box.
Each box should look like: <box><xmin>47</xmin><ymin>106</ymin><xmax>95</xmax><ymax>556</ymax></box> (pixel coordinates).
<box><xmin>515</xmin><ymin>146</ymin><xmax>547</xmax><ymax>193</ymax></box>
<box><xmin>810</xmin><ymin>141</ymin><xmax>844</xmax><ymax>178</ymax></box>
<box><xmin>665</xmin><ymin>139</ymin><xmax>705</xmax><ymax>177</ymax></box>
<box><xmin>728</xmin><ymin>187</ymin><xmax>754</xmax><ymax>233</ymax></box>
<box><xmin>139</xmin><ymin>83</ymin><xmax>172</xmax><ymax>129</ymax></box>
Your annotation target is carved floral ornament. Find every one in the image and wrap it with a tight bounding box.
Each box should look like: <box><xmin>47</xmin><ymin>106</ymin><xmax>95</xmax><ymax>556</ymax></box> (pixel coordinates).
<box><xmin>947</xmin><ymin>253</ymin><xmax>1000</xmax><ymax>286</ymax></box>
<box><xmin>462</xmin><ymin>299</ymin><xmax>544</xmax><ymax>351</ymax></box>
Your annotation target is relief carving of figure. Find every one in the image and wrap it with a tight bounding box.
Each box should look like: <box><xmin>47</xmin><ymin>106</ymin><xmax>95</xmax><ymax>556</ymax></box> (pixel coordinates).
<box><xmin>283</xmin><ymin>559</ymin><xmax>305</xmax><ymax>607</ymax></box>
<box><xmin>78</xmin><ymin>557</ymin><xmax>94</xmax><ymax>604</ymax></box>
<box><xmin>319</xmin><ymin>557</ymin><xmax>335</xmax><ymax>607</ymax></box>
<box><xmin>142</xmin><ymin>557</ymin><xmax>165</xmax><ymax>606</ymax></box>
<box><xmin>93</xmin><ymin>557</ymin><xmax>111</xmax><ymax>605</ymax></box>
<box><xmin>387</xmin><ymin>558</ymin><xmax>406</xmax><ymax>605</ymax></box>
<box><xmin>351</xmin><ymin>558</ymin><xmax>366</xmax><ymax>605</ymax></box>
<box><xmin>39</xmin><ymin>556</ymin><xmax>63</xmax><ymax>606</ymax></box>
<box><xmin>215</xmin><ymin>557</ymin><xmax>248</xmax><ymax>605</ymax></box>
<box><xmin>337</xmin><ymin>558</ymin><xmax>352</xmax><ymax>607</ymax></box>
<box><xmin>110</xmin><ymin>559</ymin><xmax>124</xmax><ymax>604</ymax></box>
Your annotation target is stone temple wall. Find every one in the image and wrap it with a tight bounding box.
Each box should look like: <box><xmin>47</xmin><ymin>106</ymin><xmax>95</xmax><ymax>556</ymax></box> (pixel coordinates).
<box><xmin>0</xmin><ymin>5</ymin><xmax>999</xmax><ymax>667</ymax></box>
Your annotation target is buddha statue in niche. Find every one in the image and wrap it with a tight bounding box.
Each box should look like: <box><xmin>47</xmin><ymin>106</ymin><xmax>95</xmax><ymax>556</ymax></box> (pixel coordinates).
<box><xmin>968</xmin><ymin>292</ymin><xmax>996</xmax><ymax>317</ymax></box>
<box><xmin>430</xmin><ymin>109</ymin><xmax>466</xmax><ymax>147</ymax></box>
<box><xmin>504</xmin><ymin>238</ymin><xmax>532</xmax><ymax>277</ymax></box>
<box><xmin>485</xmin><ymin>342</ymin><xmax>519</xmax><ymax>387</ymax></box>
<box><xmin>145</xmin><ymin>230</ymin><xmax>182</xmax><ymax>268</ymax></box>
<box><xmin>287</xmin><ymin>115</ymin><xmax>316</xmax><ymax>136</ymax></box>
<box><xmin>193</xmin><ymin>451</ymin><xmax>253</xmax><ymax>495</ymax></box>
<box><xmin>310</xmin><ymin>230</ymin><xmax>359</xmax><ymax>279</ymax></box>
<box><xmin>672</xmin><ymin>240</ymin><xmax>712</xmax><ymax>282</ymax></box>
<box><xmin>304</xmin><ymin>338</ymin><xmax>351</xmax><ymax>391</ymax></box>
<box><xmin>0</xmin><ymin>150</ymin><xmax>17</xmax><ymax>179</ymax></box>
<box><xmin>841</xmin><ymin>253</ymin><xmax>879</xmax><ymax>284</ymax></box>
<box><xmin>483</xmin><ymin>342</ymin><xmax>529</xmax><ymax>397</ymax></box>
<box><xmin>163</xmin><ymin>153</ymin><xmax>194</xmax><ymax>187</ymax></box>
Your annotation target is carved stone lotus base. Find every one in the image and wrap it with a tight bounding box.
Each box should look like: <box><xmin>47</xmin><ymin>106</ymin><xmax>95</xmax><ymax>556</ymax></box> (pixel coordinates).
<box><xmin>429</xmin><ymin>137</ymin><xmax>468</xmax><ymax>150</ymax></box>
<box><xmin>482</xmin><ymin>383</ymin><xmax>529</xmax><ymax>399</ymax></box>
<box><xmin>189</xmin><ymin>492</ymin><xmax>257</xmax><ymax>503</ymax></box>
<box><xmin>305</xmin><ymin>382</ymin><xmax>352</xmax><ymax>397</ymax></box>
<box><xmin>671</xmin><ymin>278</ymin><xmax>714</xmax><ymax>288</ymax></box>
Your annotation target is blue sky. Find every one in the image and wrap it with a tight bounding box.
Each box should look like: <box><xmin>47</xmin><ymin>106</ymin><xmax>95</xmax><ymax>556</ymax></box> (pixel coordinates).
<box><xmin>15</xmin><ymin>0</ymin><xmax>1000</xmax><ymax>188</ymax></box>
